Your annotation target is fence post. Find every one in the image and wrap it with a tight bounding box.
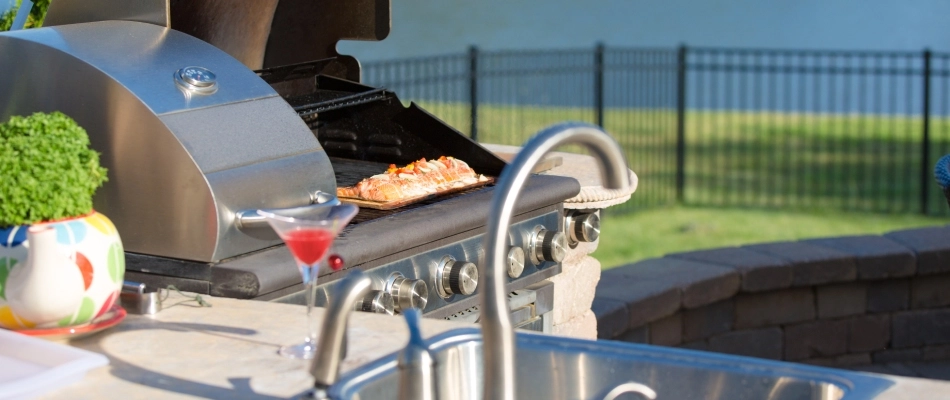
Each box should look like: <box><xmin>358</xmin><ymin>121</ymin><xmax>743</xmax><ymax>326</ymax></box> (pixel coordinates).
<box><xmin>921</xmin><ymin>48</ymin><xmax>932</xmax><ymax>215</ymax></box>
<box><xmin>676</xmin><ymin>44</ymin><xmax>688</xmax><ymax>203</ymax></box>
<box><xmin>595</xmin><ymin>42</ymin><xmax>605</xmax><ymax>128</ymax></box>
<box><xmin>469</xmin><ymin>45</ymin><xmax>479</xmax><ymax>141</ymax></box>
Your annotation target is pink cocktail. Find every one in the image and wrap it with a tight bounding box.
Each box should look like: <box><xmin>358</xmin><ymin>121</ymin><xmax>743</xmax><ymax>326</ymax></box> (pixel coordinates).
<box><xmin>283</xmin><ymin>229</ymin><xmax>335</xmax><ymax>265</ymax></box>
<box><xmin>258</xmin><ymin>204</ymin><xmax>358</xmax><ymax>359</ymax></box>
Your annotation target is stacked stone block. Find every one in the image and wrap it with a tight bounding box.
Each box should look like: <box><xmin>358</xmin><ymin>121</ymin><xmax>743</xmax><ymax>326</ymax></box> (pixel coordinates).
<box><xmin>593</xmin><ymin>225</ymin><xmax>950</xmax><ymax>368</ymax></box>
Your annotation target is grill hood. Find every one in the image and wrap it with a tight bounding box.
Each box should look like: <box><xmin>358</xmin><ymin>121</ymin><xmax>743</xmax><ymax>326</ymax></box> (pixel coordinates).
<box><xmin>42</xmin><ymin>0</ymin><xmax>391</xmax><ymax>78</ymax></box>
<box><xmin>0</xmin><ymin>20</ymin><xmax>335</xmax><ymax>262</ymax></box>
<box><xmin>0</xmin><ymin>0</ymin><xmax>390</xmax><ymax>262</ymax></box>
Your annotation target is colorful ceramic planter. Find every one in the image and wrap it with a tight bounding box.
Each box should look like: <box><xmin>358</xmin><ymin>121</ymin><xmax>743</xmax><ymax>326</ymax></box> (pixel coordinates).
<box><xmin>0</xmin><ymin>211</ymin><xmax>124</xmax><ymax>329</ymax></box>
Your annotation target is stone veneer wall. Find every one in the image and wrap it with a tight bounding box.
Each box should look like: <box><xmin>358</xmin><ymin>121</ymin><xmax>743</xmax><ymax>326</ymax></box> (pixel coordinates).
<box><xmin>593</xmin><ymin>225</ymin><xmax>950</xmax><ymax>368</ymax></box>
<box><xmin>547</xmin><ymin>238</ymin><xmax>601</xmax><ymax>339</ymax></box>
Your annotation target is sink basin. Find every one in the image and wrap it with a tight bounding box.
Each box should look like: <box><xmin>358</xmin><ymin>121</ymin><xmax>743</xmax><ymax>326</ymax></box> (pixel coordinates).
<box><xmin>328</xmin><ymin>328</ymin><xmax>894</xmax><ymax>400</ymax></box>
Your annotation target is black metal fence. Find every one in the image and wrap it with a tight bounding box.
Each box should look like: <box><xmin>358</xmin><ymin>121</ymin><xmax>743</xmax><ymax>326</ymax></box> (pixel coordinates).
<box><xmin>362</xmin><ymin>45</ymin><xmax>950</xmax><ymax>216</ymax></box>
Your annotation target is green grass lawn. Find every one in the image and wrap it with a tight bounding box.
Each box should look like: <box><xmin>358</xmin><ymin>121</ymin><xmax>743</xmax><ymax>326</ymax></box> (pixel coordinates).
<box><xmin>407</xmin><ymin>101</ymin><xmax>950</xmax><ymax>266</ymax></box>
<box><xmin>396</xmin><ymin>101</ymin><xmax>950</xmax><ymax>269</ymax></box>
<box><xmin>592</xmin><ymin>205</ymin><xmax>950</xmax><ymax>269</ymax></box>
<box><xmin>412</xmin><ymin>101</ymin><xmax>950</xmax><ymax>215</ymax></box>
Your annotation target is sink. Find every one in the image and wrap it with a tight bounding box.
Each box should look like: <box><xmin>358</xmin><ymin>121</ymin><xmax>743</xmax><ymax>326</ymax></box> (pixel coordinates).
<box><xmin>327</xmin><ymin>328</ymin><xmax>894</xmax><ymax>400</ymax></box>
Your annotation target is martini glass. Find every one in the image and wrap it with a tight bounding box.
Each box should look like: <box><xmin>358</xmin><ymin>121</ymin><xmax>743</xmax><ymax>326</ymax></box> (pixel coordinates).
<box><xmin>258</xmin><ymin>203</ymin><xmax>359</xmax><ymax>359</ymax></box>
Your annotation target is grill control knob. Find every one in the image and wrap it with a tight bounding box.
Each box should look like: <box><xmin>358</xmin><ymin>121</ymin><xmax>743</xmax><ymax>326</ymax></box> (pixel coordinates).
<box><xmin>569</xmin><ymin>212</ymin><xmax>601</xmax><ymax>243</ymax></box>
<box><xmin>531</xmin><ymin>228</ymin><xmax>567</xmax><ymax>264</ymax></box>
<box><xmin>507</xmin><ymin>247</ymin><xmax>525</xmax><ymax>278</ymax></box>
<box><xmin>438</xmin><ymin>259</ymin><xmax>478</xmax><ymax>297</ymax></box>
<box><xmin>388</xmin><ymin>275</ymin><xmax>429</xmax><ymax>312</ymax></box>
<box><xmin>356</xmin><ymin>290</ymin><xmax>395</xmax><ymax>315</ymax></box>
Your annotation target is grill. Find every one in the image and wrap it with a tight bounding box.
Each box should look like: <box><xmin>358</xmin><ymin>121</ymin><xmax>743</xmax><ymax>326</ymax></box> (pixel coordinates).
<box><xmin>0</xmin><ymin>0</ymin><xmax>581</xmax><ymax>328</ymax></box>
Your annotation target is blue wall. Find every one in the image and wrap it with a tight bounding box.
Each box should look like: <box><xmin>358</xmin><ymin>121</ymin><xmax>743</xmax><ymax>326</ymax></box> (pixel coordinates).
<box><xmin>340</xmin><ymin>0</ymin><xmax>950</xmax><ymax>61</ymax></box>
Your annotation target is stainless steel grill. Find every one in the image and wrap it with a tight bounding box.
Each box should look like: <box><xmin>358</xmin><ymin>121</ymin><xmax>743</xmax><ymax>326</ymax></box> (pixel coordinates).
<box><xmin>0</xmin><ymin>0</ymin><xmax>583</xmax><ymax>329</ymax></box>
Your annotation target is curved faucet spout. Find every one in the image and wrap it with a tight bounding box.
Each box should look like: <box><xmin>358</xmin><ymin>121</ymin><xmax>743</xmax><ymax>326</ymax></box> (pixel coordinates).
<box><xmin>481</xmin><ymin>122</ymin><xmax>631</xmax><ymax>400</ymax></box>
<box><xmin>310</xmin><ymin>270</ymin><xmax>372</xmax><ymax>398</ymax></box>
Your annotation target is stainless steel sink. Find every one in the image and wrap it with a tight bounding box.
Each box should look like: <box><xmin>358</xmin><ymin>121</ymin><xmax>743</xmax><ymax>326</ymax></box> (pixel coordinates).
<box><xmin>327</xmin><ymin>328</ymin><xmax>894</xmax><ymax>400</ymax></box>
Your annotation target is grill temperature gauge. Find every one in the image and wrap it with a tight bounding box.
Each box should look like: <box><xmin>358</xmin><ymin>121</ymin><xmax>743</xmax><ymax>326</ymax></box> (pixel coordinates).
<box><xmin>174</xmin><ymin>66</ymin><xmax>218</xmax><ymax>94</ymax></box>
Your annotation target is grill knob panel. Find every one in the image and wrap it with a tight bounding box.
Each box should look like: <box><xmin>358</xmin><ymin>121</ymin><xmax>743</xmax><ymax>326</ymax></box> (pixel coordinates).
<box><xmin>570</xmin><ymin>212</ymin><xmax>601</xmax><ymax>243</ymax></box>
<box><xmin>356</xmin><ymin>290</ymin><xmax>395</xmax><ymax>315</ymax></box>
<box><xmin>531</xmin><ymin>228</ymin><xmax>567</xmax><ymax>264</ymax></box>
<box><xmin>389</xmin><ymin>276</ymin><xmax>429</xmax><ymax>312</ymax></box>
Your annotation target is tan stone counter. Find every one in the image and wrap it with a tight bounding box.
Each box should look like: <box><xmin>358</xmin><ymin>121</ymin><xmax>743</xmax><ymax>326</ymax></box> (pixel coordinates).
<box><xmin>481</xmin><ymin>143</ymin><xmax>639</xmax><ymax>209</ymax></box>
<box><xmin>40</xmin><ymin>291</ymin><xmax>471</xmax><ymax>399</ymax></box>
<box><xmin>34</xmin><ymin>290</ymin><xmax>950</xmax><ymax>399</ymax></box>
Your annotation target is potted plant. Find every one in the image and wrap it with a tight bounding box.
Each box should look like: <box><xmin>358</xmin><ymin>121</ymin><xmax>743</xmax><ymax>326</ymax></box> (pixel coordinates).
<box><xmin>0</xmin><ymin>111</ymin><xmax>124</xmax><ymax>329</ymax></box>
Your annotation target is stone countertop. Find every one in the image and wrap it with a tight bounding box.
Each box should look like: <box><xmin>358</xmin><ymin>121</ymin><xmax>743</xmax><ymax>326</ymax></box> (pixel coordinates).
<box><xmin>482</xmin><ymin>143</ymin><xmax>639</xmax><ymax>209</ymax></box>
<box><xmin>40</xmin><ymin>291</ymin><xmax>470</xmax><ymax>399</ymax></box>
<box><xmin>34</xmin><ymin>291</ymin><xmax>950</xmax><ymax>399</ymax></box>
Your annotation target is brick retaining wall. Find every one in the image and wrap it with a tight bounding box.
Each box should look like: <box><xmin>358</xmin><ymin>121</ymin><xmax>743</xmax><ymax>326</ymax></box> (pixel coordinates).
<box><xmin>593</xmin><ymin>226</ymin><xmax>950</xmax><ymax>368</ymax></box>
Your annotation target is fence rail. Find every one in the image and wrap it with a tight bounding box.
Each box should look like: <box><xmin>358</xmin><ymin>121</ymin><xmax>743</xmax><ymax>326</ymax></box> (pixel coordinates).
<box><xmin>361</xmin><ymin>45</ymin><xmax>950</xmax><ymax>216</ymax></box>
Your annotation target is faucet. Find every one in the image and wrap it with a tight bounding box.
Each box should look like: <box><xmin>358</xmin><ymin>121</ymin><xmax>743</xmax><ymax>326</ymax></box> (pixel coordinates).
<box><xmin>309</xmin><ymin>270</ymin><xmax>372</xmax><ymax>400</ymax></box>
<box><xmin>481</xmin><ymin>122</ymin><xmax>631</xmax><ymax>400</ymax></box>
<box><xmin>397</xmin><ymin>309</ymin><xmax>437</xmax><ymax>400</ymax></box>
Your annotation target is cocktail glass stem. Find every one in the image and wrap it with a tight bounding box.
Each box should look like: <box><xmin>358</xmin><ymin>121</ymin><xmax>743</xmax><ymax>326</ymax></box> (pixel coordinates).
<box><xmin>278</xmin><ymin>262</ymin><xmax>322</xmax><ymax>359</ymax></box>
<box><xmin>304</xmin><ymin>263</ymin><xmax>319</xmax><ymax>351</ymax></box>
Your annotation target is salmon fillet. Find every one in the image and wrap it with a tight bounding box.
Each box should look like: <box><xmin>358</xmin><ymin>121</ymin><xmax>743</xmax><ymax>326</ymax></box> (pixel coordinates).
<box><xmin>338</xmin><ymin>156</ymin><xmax>488</xmax><ymax>202</ymax></box>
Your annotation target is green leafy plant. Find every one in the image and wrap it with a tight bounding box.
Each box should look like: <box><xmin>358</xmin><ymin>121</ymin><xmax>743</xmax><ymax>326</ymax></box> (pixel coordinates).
<box><xmin>0</xmin><ymin>0</ymin><xmax>50</xmax><ymax>32</ymax></box>
<box><xmin>0</xmin><ymin>8</ymin><xmax>14</xmax><ymax>31</ymax></box>
<box><xmin>0</xmin><ymin>112</ymin><xmax>108</xmax><ymax>227</ymax></box>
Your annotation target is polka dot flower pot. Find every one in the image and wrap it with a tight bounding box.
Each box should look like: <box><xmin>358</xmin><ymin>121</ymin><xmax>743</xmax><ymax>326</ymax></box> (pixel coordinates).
<box><xmin>0</xmin><ymin>211</ymin><xmax>124</xmax><ymax>329</ymax></box>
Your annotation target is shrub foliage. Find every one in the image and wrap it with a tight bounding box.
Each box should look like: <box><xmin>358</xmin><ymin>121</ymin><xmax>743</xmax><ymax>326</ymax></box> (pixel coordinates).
<box><xmin>0</xmin><ymin>112</ymin><xmax>108</xmax><ymax>226</ymax></box>
<box><xmin>0</xmin><ymin>0</ymin><xmax>50</xmax><ymax>31</ymax></box>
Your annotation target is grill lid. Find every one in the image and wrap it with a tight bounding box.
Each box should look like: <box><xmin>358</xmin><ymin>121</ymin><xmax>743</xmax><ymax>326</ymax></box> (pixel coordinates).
<box><xmin>44</xmin><ymin>0</ymin><xmax>391</xmax><ymax>77</ymax></box>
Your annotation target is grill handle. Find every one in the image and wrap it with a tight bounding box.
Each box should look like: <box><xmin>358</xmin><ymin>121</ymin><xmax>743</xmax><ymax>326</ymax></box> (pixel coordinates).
<box><xmin>235</xmin><ymin>191</ymin><xmax>340</xmax><ymax>230</ymax></box>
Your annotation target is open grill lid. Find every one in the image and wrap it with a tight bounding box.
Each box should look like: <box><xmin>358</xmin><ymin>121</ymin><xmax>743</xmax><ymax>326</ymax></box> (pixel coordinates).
<box><xmin>44</xmin><ymin>0</ymin><xmax>391</xmax><ymax>79</ymax></box>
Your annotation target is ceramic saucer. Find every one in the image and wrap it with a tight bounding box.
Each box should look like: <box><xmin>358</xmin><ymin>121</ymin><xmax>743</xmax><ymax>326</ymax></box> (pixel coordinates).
<box><xmin>14</xmin><ymin>305</ymin><xmax>127</xmax><ymax>341</ymax></box>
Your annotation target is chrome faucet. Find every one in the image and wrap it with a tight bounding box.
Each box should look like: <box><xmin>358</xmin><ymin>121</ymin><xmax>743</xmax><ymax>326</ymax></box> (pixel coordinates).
<box><xmin>397</xmin><ymin>309</ymin><xmax>438</xmax><ymax>400</ymax></box>
<box><xmin>481</xmin><ymin>122</ymin><xmax>631</xmax><ymax>400</ymax></box>
<box><xmin>309</xmin><ymin>270</ymin><xmax>372</xmax><ymax>400</ymax></box>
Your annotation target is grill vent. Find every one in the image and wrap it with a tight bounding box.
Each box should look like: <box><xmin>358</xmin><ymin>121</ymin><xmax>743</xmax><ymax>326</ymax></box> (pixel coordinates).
<box><xmin>368</xmin><ymin>134</ymin><xmax>401</xmax><ymax>146</ymax></box>
<box><xmin>320</xmin><ymin>129</ymin><xmax>359</xmax><ymax>157</ymax></box>
<box><xmin>324</xmin><ymin>129</ymin><xmax>359</xmax><ymax>141</ymax></box>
